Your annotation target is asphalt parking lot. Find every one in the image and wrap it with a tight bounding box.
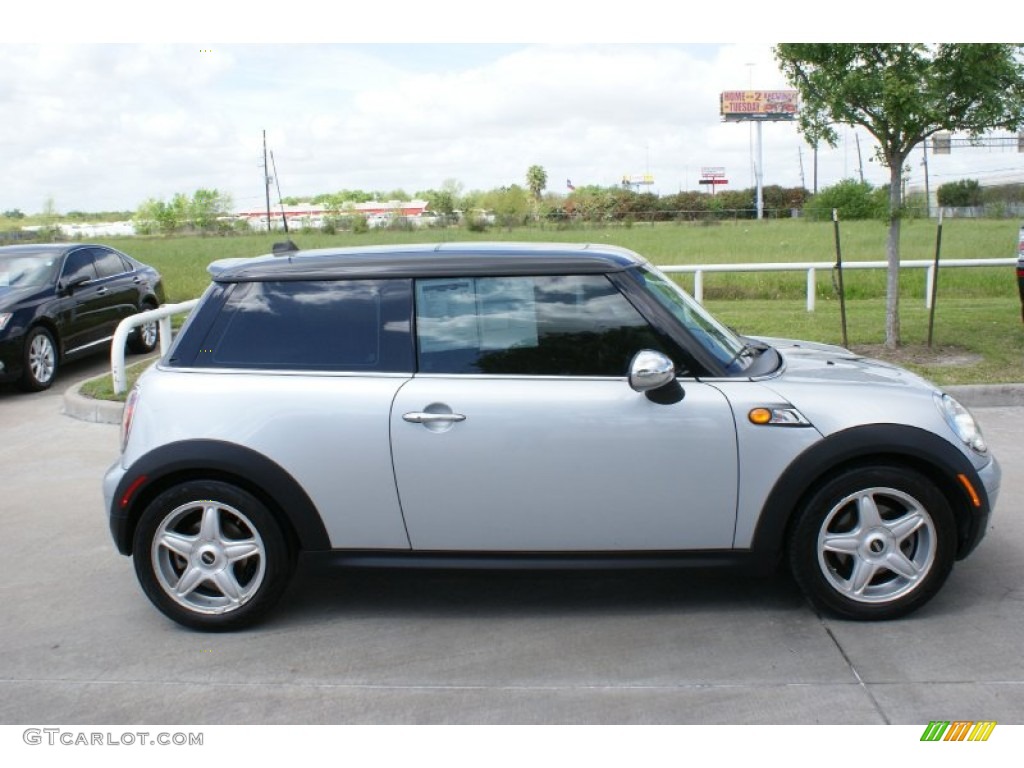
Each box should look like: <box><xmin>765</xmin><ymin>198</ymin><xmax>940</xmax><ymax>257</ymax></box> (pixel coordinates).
<box><xmin>1</xmin><ymin>358</ymin><xmax>1022</xmax><ymax>725</ymax></box>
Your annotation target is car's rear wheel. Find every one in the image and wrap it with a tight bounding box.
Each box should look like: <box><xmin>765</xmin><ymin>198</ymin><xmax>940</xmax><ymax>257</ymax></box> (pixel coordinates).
<box><xmin>789</xmin><ymin>466</ymin><xmax>956</xmax><ymax>620</ymax></box>
<box><xmin>19</xmin><ymin>326</ymin><xmax>58</xmax><ymax>391</ymax></box>
<box><xmin>127</xmin><ymin>304</ymin><xmax>159</xmax><ymax>354</ymax></box>
<box><xmin>133</xmin><ymin>481</ymin><xmax>293</xmax><ymax>631</ymax></box>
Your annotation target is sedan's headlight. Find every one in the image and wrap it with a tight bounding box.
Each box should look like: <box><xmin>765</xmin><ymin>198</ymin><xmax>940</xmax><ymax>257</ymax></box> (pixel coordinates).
<box><xmin>935</xmin><ymin>393</ymin><xmax>987</xmax><ymax>454</ymax></box>
<box><xmin>0</xmin><ymin>313</ymin><xmax>12</xmax><ymax>333</ymax></box>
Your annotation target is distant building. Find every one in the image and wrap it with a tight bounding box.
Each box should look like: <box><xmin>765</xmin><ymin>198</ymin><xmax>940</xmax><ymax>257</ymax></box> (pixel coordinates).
<box><xmin>236</xmin><ymin>200</ymin><xmax>431</xmax><ymax>230</ymax></box>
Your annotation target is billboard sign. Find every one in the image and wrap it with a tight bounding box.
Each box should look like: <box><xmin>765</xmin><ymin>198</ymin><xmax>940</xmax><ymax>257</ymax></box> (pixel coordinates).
<box><xmin>621</xmin><ymin>174</ymin><xmax>654</xmax><ymax>186</ymax></box>
<box><xmin>720</xmin><ymin>90</ymin><xmax>798</xmax><ymax>121</ymax></box>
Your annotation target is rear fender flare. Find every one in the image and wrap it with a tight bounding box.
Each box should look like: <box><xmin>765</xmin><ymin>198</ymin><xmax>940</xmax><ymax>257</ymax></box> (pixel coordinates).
<box><xmin>111</xmin><ymin>440</ymin><xmax>330</xmax><ymax>555</ymax></box>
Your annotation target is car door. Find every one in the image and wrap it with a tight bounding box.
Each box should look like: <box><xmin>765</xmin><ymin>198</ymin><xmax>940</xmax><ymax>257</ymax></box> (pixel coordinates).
<box><xmin>390</xmin><ymin>273</ymin><xmax>739</xmax><ymax>552</ymax></box>
<box><xmin>56</xmin><ymin>247</ymin><xmax>107</xmax><ymax>353</ymax></box>
<box><xmin>90</xmin><ymin>247</ymin><xmax>142</xmax><ymax>330</ymax></box>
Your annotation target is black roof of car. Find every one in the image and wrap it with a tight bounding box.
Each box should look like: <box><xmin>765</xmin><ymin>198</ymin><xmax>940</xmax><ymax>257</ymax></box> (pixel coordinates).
<box><xmin>0</xmin><ymin>243</ymin><xmax>138</xmax><ymax>259</ymax></box>
<box><xmin>209</xmin><ymin>242</ymin><xmax>647</xmax><ymax>282</ymax></box>
<box><xmin>0</xmin><ymin>243</ymin><xmax>77</xmax><ymax>255</ymax></box>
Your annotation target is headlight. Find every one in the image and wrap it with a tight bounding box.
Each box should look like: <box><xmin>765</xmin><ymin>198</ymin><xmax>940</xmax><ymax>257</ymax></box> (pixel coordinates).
<box><xmin>935</xmin><ymin>393</ymin><xmax>987</xmax><ymax>454</ymax></box>
<box><xmin>0</xmin><ymin>313</ymin><xmax>12</xmax><ymax>332</ymax></box>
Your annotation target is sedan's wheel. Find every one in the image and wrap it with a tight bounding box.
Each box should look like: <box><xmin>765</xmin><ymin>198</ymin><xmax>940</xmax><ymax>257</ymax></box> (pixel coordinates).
<box><xmin>789</xmin><ymin>466</ymin><xmax>956</xmax><ymax>620</ymax></box>
<box><xmin>127</xmin><ymin>306</ymin><xmax>159</xmax><ymax>354</ymax></box>
<box><xmin>19</xmin><ymin>327</ymin><xmax>58</xmax><ymax>391</ymax></box>
<box><xmin>133</xmin><ymin>481</ymin><xmax>293</xmax><ymax>631</ymax></box>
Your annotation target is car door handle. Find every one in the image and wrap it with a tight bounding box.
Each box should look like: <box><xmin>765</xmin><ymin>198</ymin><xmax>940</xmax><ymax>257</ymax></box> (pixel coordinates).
<box><xmin>402</xmin><ymin>412</ymin><xmax>467</xmax><ymax>424</ymax></box>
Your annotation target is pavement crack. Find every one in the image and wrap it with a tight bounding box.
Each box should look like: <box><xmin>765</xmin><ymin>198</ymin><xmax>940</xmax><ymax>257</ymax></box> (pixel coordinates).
<box><xmin>818</xmin><ymin>614</ymin><xmax>891</xmax><ymax>725</ymax></box>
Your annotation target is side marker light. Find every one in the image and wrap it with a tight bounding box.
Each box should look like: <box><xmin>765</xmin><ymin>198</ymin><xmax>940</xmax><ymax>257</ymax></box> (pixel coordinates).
<box><xmin>957</xmin><ymin>473</ymin><xmax>982</xmax><ymax>508</ymax></box>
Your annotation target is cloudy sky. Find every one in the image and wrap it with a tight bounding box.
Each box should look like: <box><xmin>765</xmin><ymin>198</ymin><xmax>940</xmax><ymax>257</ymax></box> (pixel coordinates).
<box><xmin>1</xmin><ymin>6</ymin><xmax>1018</xmax><ymax>215</ymax></box>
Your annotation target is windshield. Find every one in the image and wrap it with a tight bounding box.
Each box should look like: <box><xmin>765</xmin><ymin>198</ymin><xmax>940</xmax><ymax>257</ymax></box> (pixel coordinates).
<box><xmin>635</xmin><ymin>266</ymin><xmax>753</xmax><ymax>372</ymax></box>
<box><xmin>0</xmin><ymin>253</ymin><xmax>60</xmax><ymax>289</ymax></box>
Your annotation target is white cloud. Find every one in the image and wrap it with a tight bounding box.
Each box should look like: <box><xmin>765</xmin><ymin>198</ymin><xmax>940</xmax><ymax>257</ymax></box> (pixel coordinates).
<box><xmin>0</xmin><ymin>41</ymin><xmax>1019</xmax><ymax>214</ymax></box>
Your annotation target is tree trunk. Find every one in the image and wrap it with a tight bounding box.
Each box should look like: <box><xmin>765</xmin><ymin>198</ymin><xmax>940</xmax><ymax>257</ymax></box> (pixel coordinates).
<box><xmin>885</xmin><ymin>160</ymin><xmax>904</xmax><ymax>349</ymax></box>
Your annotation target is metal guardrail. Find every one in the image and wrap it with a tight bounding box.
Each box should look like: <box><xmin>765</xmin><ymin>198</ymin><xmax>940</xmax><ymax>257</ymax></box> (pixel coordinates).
<box><xmin>660</xmin><ymin>258</ymin><xmax>1016</xmax><ymax>312</ymax></box>
<box><xmin>108</xmin><ymin>256</ymin><xmax>1015</xmax><ymax>394</ymax></box>
<box><xmin>111</xmin><ymin>300</ymin><xmax>198</xmax><ymax>394</ymax></box>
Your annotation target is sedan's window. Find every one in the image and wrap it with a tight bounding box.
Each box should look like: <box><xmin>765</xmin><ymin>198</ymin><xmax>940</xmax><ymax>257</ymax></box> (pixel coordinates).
<box><xmin>61</xmin><ymin>250</ymin><xmax>98</xmax><ymax>285</ymax></box>
<box><xmin>92</xmin><ymin>249</ymin><xmax>129</xmax><ymax>278</ymax></box>
<box><xmin>416</xmin><ymin>274</ymin><xmax>675</xmax><ymax>376</ymax></box>
<box><xmin>192</xmin><ymin>279</ymin><xmax>413</xmax><ymax>372</ymax></box>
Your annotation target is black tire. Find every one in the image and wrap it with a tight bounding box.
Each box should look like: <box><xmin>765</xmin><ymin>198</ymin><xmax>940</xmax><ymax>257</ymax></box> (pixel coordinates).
<box><xmin>788</xmin><ymin>465</ymin><xmax>956</xmax><ymax>620</ymax></box>
<box><xmin>18</xmin><ymin>326</ymin><xmax>58</xmax><ymax>391</ymax></box>
<box><xmin>132</xmin><ymin>480</ymin><xmax>293</xmax><ymax>631</ymax></box>
<box><xmin>126</xmin><ymin>304</ymin><xmax>159</xmax><ymax>354</ymax></box>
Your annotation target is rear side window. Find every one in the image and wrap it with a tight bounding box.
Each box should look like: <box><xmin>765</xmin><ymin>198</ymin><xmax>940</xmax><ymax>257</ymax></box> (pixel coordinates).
<box><xmin>92</xmin><ymin>248</ymin><xmax>130</xmax><ymax>278</ymax></box>
<box><xmin>191</xmin><ymin>279</ymin><xmax>413</xmax><ymax>372</ymax></box>
<box><xmin>415</xmin><ymin>274</ymin><xmax>677</xmax><ymax>376</ymax></box>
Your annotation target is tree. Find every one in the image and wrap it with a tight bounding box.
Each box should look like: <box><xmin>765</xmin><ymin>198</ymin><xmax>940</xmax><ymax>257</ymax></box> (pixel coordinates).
<box><xmin>189</xmin><ymin>188</ymin><xmax>233</xmax><ymax>231</ymax></box>
<box><xmin>482</xmin><ymin>185</ymin><xmax>530</xmax><ymax>228</ymax></box>
<box><xmin>418</xmin><ymin>178</ymin><xmax>463</xmax><ymax>222</ymax></box>
<box><xmin>775</xmin><ymin>44</ymin><xmax>1024</xmax><ymax>347</ymax></box>
<box><xmin>526</xmin><ymin>165</ymin><xmax>548</xmax><ymax>202</ymax></box>
<box><xmin>133</xmin><ymin>189</ymin><xmax>231</xmax><ymax>235</ymax></box>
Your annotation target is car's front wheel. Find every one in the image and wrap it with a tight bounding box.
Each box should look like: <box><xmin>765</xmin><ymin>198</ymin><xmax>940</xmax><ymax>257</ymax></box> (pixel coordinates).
<box><xmin>789</xmin><ymin>466</ymin><xmax>956</xmax><ymax>620</ymax></box>
<box><xmin>132</xmin><ymin>481</ymin><xmax>293</xmax><ymax>631</ymax></box>
<box><xmin>19</xmin><ymin>326</ymin><xmax>58</xmax><ymax>391</ymax></box>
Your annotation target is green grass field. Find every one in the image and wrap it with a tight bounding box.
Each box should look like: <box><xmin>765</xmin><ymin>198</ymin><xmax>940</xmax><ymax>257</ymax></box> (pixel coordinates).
<box><xmin>109</xmin><ymin>218</ymin><xmax>1022</xmax><ymax>386</ymax></box>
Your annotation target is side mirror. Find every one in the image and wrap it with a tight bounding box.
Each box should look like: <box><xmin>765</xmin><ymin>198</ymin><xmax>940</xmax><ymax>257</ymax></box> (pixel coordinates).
<box><xmin>60</xmin><ymin>275</ymin><xmax>90</xmax><ymax>296</ymax></box>
<box><xmin>628</xmin><ymin>350</ymin><xmax>675</xmax><ymax>392</ymax></box>
<box><xmin>629</xmin><ymin>350</ymin><xmax>684</xmax><ymax>405</ymax></box>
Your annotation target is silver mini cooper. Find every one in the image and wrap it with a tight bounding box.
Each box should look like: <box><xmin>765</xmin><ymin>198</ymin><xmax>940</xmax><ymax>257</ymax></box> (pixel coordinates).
<box><xmin>103</xmin><ymin>242</ymin><xmax>1000</xmax><ymax>630</ymax></box>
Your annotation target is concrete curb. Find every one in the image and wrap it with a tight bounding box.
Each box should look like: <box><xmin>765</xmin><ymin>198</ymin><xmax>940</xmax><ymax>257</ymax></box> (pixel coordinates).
<box><xmin>61</xmin><ymin>378</ymin><xmax>1024</xmax><ymax>427</ymax></box>
<box><xmin>62</xmin><ymin>380</ymin><xmax>125</xmax><ymax>424</ymax></box>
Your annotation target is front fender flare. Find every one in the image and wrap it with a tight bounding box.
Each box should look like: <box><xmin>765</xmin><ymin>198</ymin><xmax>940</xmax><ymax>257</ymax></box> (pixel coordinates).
<box><xmin>749</xmin><ymin>424</ymin><xmax>990</xmax><ymax>561</ymax></box>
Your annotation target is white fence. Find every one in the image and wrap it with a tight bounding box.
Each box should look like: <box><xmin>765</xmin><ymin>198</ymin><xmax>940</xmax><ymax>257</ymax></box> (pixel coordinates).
<box><xmin>109</xmin><ymin>256</ymin><xmax>1016</xmax><ymax>394</ymax></box>
<box><xmin>660</xmin><ymin>258</ymin><xmax>1015</xmax><ymax>312</ymax></box>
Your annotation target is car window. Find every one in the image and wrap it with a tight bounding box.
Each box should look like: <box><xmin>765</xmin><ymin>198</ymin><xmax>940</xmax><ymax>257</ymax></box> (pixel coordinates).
<box><xmin>0</xmin><ymin>253</ymin><xmax>59</xmax><ymax>287</ymax></box>
<box><xmin>92</xmin><ymin>248</ymin><xmax>130</xmax><ymax>278</ymax></box>
<box><xmin>415</xmin><ymin>274</ymin><xmax>675</xmax><ymax>376</ymax></box>
<box><xmin>632</xmin><ymin>266</ymin><xmax>750</xmax><ymax>372</ymax></box>
<box><xmin>192</xmin><ymin>279</ymin><xmax>413</xmax><ymax>372</ymax></box>
<box><xmin>61</xmin><ymin>250</ymin><xmax>98</xmax><ymax>284</ymax></box>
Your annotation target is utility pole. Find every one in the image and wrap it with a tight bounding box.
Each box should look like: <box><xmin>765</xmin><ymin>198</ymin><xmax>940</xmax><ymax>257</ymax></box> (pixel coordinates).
<box><xmin>813</xmin><ymin>143</ymin><xmax>818</xmax><ymax>194</ymax></box>
<box><xmin>855</xmin><ymin>132</ymin><xmax>865</xmax><ymax>183</ymax></box>
<box><xmin>922</xmin><ymin>139</ymin><xmax>932</xmax><ymax>219</ymax></box>
<box><xmin>755</xmin><ymin>121</ymin><xmax>764</xmax><ymax>219</ymax></box>
<box><xmin>262</xmin><ymin>130</ymin><xmax>272</xmax><ymax>233</ymax></box>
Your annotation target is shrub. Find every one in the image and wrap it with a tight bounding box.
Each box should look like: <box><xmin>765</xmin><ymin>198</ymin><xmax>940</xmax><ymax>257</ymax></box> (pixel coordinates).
<box><xmin>804</xmin><ymin>179</ymin><xmax>888</xmax><ymax>221</ymax></box>
<box><xmin>938</xmin><ymin>179</ymin><xmax>982</xmax><ymax>207</ymax></box>
<box><xmin>465</xmin><ymin>216</ymin><xmax>490</xmax><ymax>233</ymax></box>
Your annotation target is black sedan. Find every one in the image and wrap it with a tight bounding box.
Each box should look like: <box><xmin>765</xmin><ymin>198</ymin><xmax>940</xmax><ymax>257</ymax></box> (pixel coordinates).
<box><xmin>0</xmin><ymin>243</ymin><xmax>165</xmax><ymax>391</ymax></box>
